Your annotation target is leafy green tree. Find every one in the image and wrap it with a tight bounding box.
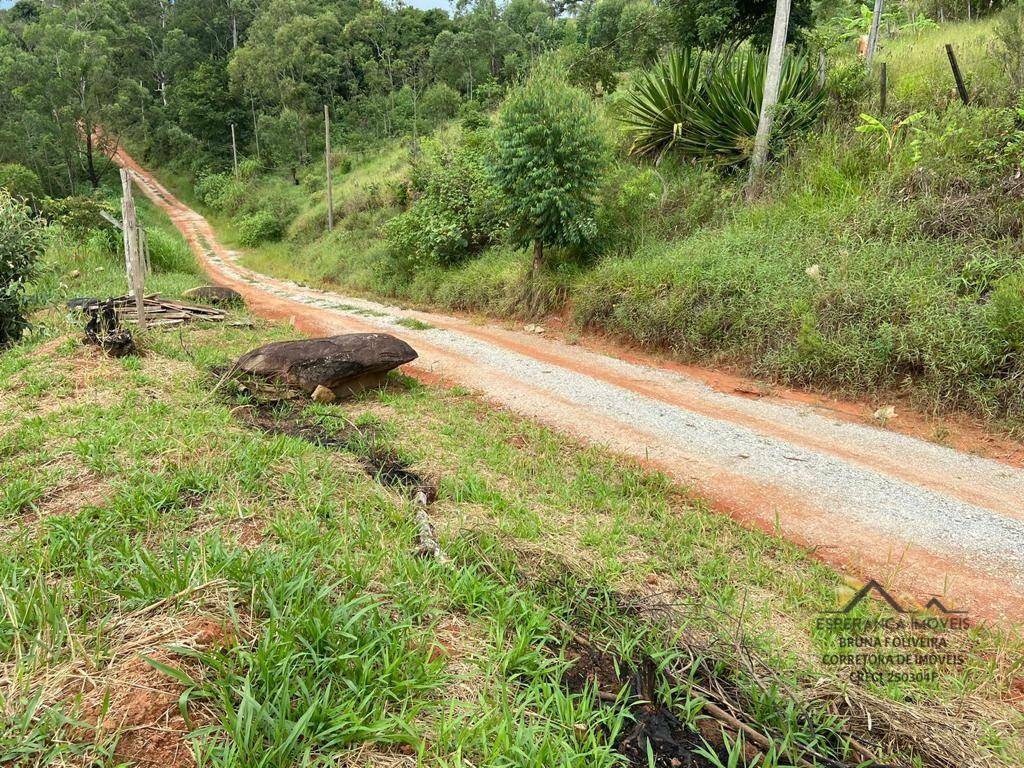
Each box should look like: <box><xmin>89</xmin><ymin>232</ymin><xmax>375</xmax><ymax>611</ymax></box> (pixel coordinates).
<box><xmin>0</xmin><ymin>0</ymin><xmax>145</xmax><ymax>192</ymax></box>
<box><xmin>259</xmin><ymin>108</ymin><xmax>311</xmax><ymax>183</ymax></box>
<box><xmin>664</xmin><ymin>0</ymin><xmax>812</xmax><ymax>48</ymax></box>
<box><xmin>229</xmin><ymin>0</ymin><xmax>347</xmax><ymax>112</ymax></box>
<box><xmin>493</xmin><ymin>67</ymin><xmax>607</xmax><ymax>274</ymax></box>
<box><xmin>576</xmin><ymin>0</ymin><xmax>668</xmax><ymax>68</ymax></box>
<box><xmin>0</xmin><ymin>163</ymin><xmax>43</xmax><ymax>210</ymax></box>
<box><xmin>167</xmin><ymin>60</ymin><xmax>245</xmax><ymax>163</ymax></box>
<box><xmin>0</xmin><ymin>189</ymin><xmax>45</xmax><ymax>347</ymax></box>
<box><xmin>429</xmin><ymin>0</ymin><xmax>545</xmax><ymax>98</ymax></box>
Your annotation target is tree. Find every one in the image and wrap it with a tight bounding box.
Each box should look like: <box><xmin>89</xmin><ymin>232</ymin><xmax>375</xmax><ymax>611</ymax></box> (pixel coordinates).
<box><xmin>0</xmin><ymin>0</ymin><xmax>146</xmax><ymax>193</ymax></box>
<box><xmin>664</xmin><ymin>0</ymin><xmax>810</xmax><ymax>49</ymax></box>
<box><xmin>865</xmin><ymin>0</ymin><xmax>884</xmax><ymax>70</ymax></box>
<box><xmin>0</xmin><ymin>188</ymin><xmax>44</xmax><ymax>347</ymax></box>
<box><xmin>746</xmin><ymin>0</ymin><xmax>790</xmax><ymax>194</ymax></box>
<box><xmin>0</xmin><ymin>163</ymin><xmax>44</xmax><ymax>209</ymax></box>
<box><xmin>259</xmin><ymin>108</ymin><xmax>310</xmax><ymax>183</ymax></box>
<box><xmin>493</xmin><ymin>66</ymin><xmax>606</xmax><ymax>275</ymax></box>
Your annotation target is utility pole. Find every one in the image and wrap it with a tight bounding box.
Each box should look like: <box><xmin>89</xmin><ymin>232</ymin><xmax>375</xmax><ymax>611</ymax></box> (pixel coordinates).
<box><xmin>866</xmin><ymin>0</ymin><xmax>884</xmax><ymax>71</ymax></box>
<box><xmin>325</xmin><ymin>104</ymin><xmax>334</xmax><ymax>232</ymax></box>
<box><xmin>746</xmin><ymin>0</ymin><xmax>791</xmax><ymax>195</ymax></box>
<box><xmin>230</xmin><ymin>123</ymin><xmax>239</xmax><ymax>179</ymax></box>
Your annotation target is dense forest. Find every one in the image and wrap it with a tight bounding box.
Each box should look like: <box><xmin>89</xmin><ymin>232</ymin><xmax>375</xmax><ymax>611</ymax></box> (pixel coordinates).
<box><xmin>0</xmin><ymin>0</ymin><xmax>814</xmax><ymax>194</ymax></box>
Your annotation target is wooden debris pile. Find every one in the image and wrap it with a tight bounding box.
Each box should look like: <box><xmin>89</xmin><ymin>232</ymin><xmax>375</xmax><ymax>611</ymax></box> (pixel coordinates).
<box><xmin>81</xmin><ymin>294</ymin><xmax>228</xmax><ymax>328</ymax></box>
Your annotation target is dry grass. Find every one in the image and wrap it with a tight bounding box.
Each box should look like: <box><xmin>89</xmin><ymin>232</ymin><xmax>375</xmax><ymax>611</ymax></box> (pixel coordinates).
<box><xmin>2</xmin><ymin>583</ymin><xmax>238</xmax><ymax>768</ymax></box>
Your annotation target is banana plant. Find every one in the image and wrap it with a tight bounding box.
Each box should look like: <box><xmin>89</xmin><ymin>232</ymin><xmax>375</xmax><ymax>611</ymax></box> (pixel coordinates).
<box><xmin>855</xmin><ymin>111</ymin><xmax>925</xmax><ymax>164</ymax></box>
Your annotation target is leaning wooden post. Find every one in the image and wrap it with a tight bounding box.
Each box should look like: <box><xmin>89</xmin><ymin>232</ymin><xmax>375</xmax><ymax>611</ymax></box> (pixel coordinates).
<box><xmin>324</xmin><ymin>104</ymin><xmax>334</xmax><ymax>232</ymax></box>
<box><xmin>119</xmin><ymin>169</ymin><xmax>147</xmax><ymax>331</ymax></box>
<box><xmin>746</xmin><ymin>0</ymin><xmax>791</xmax><ymax>195</ymax></box>
<box><xmin>865</xmin><ymin>0</ymin><xmax>884</xmax><ymax>71</ymax></box>
<box><xmin>879</xmin><ymin>62</ymin><xmax>887</xmax><ymax>113</ymax></box>
<box><xmin>230</xmin><ymin>123</ymin><xmax>239</xmax><ymax>179</ymax></box>
<box><xmin>945</xmin><ymin>44</ymin><xmax>970</xmax><ymax>105</ymax></box>
<box><xmin>250</xmin><ymin>94</ymin><xmax>261</xmax><ymax>161</ymax></box>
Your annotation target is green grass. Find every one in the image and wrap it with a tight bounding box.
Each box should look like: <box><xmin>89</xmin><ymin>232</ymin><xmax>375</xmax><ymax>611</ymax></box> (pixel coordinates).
<box><xmin>878</xmin><ymin>18</ymin><xmax>1009</xmax><ymax>109</ymax></box>
<box><xmin>3</xmin><ymin>178</ymin><xmax>1024</xmax><ymax>767</ymax></box>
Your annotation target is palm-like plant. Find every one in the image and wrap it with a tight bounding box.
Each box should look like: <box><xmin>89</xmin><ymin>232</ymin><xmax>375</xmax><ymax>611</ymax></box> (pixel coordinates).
<box><xmin>620</xmin><ymin>48</ymin><xmax>825</xmax><ymax>165</ymax></box>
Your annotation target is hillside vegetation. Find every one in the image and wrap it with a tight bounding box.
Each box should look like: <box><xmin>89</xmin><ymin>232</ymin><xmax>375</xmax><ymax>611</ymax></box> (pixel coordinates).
<box><xmin>172</xmin><ymin>17</ymin><xmax>1024</xmax><ymax>429</ymax></box>
<box><xmin>2</xmin><ymin>0</ymin><xmax>1022</xmax><ymax>426</ymax></box>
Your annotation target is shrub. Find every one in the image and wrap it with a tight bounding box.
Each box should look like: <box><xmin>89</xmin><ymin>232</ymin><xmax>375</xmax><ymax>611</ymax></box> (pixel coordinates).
<box><xmin>592</xmin><ymin>166</ymin><xmax>662</xmax><ymax>254</ymax></box>
<box><xmin>235</xmin><ymin>210</ymin><xmax>284</xmax><ymax>247</ymax></box>
<box><xmin>620</xmin><ymin>48</ymin><xmax>825</xmax><ymax>164</ymax></box>
<box><xmin>238</xmin><ymin>157</ymin><xmax>263</xmax><ymax>181</ymax></box>
<box><xmin>493</xmin><ymin>67</ymin><xmax>608</xmax><ymax>272</ymax></box>
<box><xmin>0</xmin><ymin>190</ymin><xmax>45</xmax><ymax>346</ymax></box>
<box><xmin>561</xmin><ymin>42</ymin><xmax>619</xmax><ymax>95</ymax></box>
<box><xmin>40</xmin><ymin>195</ymin><xmax>117</xmax><ymax>237</ymax></box>
<box><xmin>196</xmin><ymin>171</ymin><xmax>247</xmax><ymax>213</ymax></box>
<box><xmin>826</xmin><ymin>61</ymin><xmax>871</xmax><ymax>112</ymax></box>
<box><xmin>421</xmin><ymin>83</ymin><xmax>462</xmax><ymax>121</ymax></box>
<box><xmin>458</xmin><ymin>101</ymin><xmax>490</xmax><ymax>131</ymax></box>
<box><xmin>240</xmin><ymin>186</ymin><xmax>299</xmax><ymax>227</ymax></box>
<box><xmin>384</xmin><ymin>130</ymin><xmax>506</xmax><ymax>271</ymax></box>
<box><xmin>0</xmin><ymin>164</ymin><xmax>43</xmax><ymax>209</ymax></box>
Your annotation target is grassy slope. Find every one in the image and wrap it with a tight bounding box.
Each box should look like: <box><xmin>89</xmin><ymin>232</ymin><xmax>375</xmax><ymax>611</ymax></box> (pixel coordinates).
<box><xmin>181</xmin><ymin>18</ymin><xmax>1024</xmax><ymax>431</ymax></box>
<box><xmin>2</xmin><ymin>184</ymin><xmax>1023</xmax><ymax>764</ymax></box>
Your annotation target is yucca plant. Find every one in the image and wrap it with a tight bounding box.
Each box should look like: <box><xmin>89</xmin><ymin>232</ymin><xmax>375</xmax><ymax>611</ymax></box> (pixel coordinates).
<box><xmin>620</xmin><ymin>47</ymin><xmax>825</xmax><ymax>164</ymax></box>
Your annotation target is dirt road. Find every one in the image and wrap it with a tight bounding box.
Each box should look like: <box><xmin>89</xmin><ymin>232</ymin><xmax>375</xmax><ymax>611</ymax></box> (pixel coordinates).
<box><xmin>118</xmin><ymin>149</ymin><xmax>1024</xmax><ymax>624</ymax></box>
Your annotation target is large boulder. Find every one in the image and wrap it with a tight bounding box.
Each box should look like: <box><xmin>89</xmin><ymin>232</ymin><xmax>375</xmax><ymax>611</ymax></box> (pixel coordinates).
<box><xmin>235</xmin><ymin>333</ymin><xmax>417</xmax><ymax>398</ymax></box>
<box><xmin>183</xmin><ymin>285</ymin><xmax>243</xmax><ymax>306</ymax></box>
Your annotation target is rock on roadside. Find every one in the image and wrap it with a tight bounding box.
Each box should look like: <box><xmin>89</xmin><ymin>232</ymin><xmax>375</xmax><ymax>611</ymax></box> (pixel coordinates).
<box><xmin>183</xmin><ymin>285</ymin><xmax>244</xmax><ymax>306</ymax></box>
<box><xmin>235</xmin><ymin>333</ymin><xmax>417</xmax><ymax>398</ymax></box>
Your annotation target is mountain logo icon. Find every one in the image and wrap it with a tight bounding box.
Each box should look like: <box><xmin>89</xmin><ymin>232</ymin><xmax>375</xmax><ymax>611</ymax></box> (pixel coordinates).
<box><xmin>828</xmin><ymin>579</ymin><xmax>908</xmax><ymax>613</ymax></box>
<box><xmin>921</xmin><ymin>597</ymin><xmax>968</xmax><ymax>615</ymax></box>
<box><xmin>827</xmin><ymin>579</ymin><xmax>967</xmax><ymax>614</ymax></box>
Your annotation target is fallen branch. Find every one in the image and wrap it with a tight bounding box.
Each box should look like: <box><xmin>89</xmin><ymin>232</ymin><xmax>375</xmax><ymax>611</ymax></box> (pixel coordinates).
<box><xmin>413</xmin><ymin>490</ymin><xmax>449</xmax><ymax>563</ymax></box>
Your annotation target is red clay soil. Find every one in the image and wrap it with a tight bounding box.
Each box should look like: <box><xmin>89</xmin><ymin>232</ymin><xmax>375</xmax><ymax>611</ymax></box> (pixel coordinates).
<box><xmin>68</xmin><ymin>619</ymin><xmax>230</xmax><ymax>768</ymax></box>
<box><xmin>114</xmin><ymin>147</ymin><xmax>1024</xmax><ymax>627</ymax></box>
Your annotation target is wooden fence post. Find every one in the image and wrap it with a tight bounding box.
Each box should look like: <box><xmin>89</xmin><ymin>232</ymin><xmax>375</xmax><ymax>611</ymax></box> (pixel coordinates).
<box><xmin>880</xmin><ymin>62</ymin><xmax>887</xmax><ymax>113</ymax></box>
<box><xmin>119</xmin><ymin>169</ymin><xmax>147</xmax><ymax>331</ymax></box>
<box><xmin>325</xmin><ymin>104</ymin><xmax>334</xmax><ymax>232</ymax></box>
<box><xmin>945</xmin><ymin>44</ymin><xmax>970</xmax><ymax>105</ymax></box>
<box><xmin>231</xmin><ymin>123</ymin><xmax>239</xmax><ymax>179</ymax></box>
